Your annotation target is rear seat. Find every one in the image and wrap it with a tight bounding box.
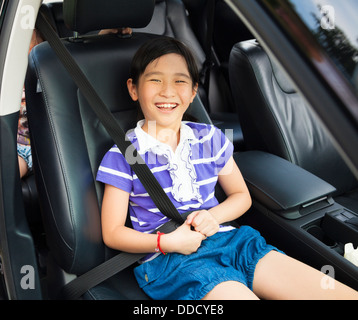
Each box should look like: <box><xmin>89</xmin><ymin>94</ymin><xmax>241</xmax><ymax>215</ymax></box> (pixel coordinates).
<box><xmin>40</xmin><ymin>0</ymin><xmax>244</xmax><ymax>150</ymax></box>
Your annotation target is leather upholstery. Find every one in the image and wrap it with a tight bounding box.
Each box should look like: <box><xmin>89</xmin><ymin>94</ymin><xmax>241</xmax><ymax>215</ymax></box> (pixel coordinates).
<box><xmin>40</xmin><ymin>2</ymin><xmax>74</xmax><ymax>37</ymax></box>
<box><xmin>63</xmin><ymin>0</ymin><xmax>156</xmax><ymax>33</ymax></box>
<box><xmin>135</xmin><ymin>0</ymin><xmax>206</xmax><ymax>70</ymax></box>
<box><xmin>40</xmin><ymin>0</ymin><xmax>243</xmax><ymax>150</ymax></box>
<box><xmin>41</xmin><ymin>0</ymin><xmax>206</xmax><ymax>69</ymax></box>
<box><xmin>229</xmin><ymin>40</ymin><xmax>358</xmax><ymax>210</ymax></box>
<box><xmin>236</xmin><ymin>151</ymin><xmax>336</xmax><ymax>218</ymax></box>
<box><xmin>26</xmin><ymin>0</ymin><xmax>212</xmax><ymax>299</ymax></box>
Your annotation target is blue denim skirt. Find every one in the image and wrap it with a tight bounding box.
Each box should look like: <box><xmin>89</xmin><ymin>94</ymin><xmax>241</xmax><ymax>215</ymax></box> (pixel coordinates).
<box><xmin>134</xmin><ymin>226</ymin><xmax>283</xmax><ymax>300</ymax></box>
<box><xmin>17</xmin><ymin>144</ymin><xmax>33</xmax><ymax>171</ymax></box>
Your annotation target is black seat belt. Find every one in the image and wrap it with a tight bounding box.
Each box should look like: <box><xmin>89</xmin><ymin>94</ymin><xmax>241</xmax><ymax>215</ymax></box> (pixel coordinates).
<box><xmin>59</xmin><ymin>214</ymin><xmax>191</xmax><ymax>300</ymax></box>
<box><xmin>35</xmin><ymin>9</ymin><xmax>187</xmax><ymax>299</ymax></box>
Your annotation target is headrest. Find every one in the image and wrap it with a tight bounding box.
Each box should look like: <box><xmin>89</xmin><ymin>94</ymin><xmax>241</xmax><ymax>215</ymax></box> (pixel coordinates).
<box><xmin>63</xmin><ymin>0</ymin><xmax>156</xmax><ymax>34</ymax></box>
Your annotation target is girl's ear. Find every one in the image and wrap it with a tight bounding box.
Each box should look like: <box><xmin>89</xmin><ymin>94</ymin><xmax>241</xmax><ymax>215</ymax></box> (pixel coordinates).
<box><xmin>190</xmin><ymin>83</ymin><xmax>199</xmax><ymax>103</ymax></box>
<box><xmin>127</xmin><ymin>78</ymin><xmax>138</xmax><ymax>101</ymax></box>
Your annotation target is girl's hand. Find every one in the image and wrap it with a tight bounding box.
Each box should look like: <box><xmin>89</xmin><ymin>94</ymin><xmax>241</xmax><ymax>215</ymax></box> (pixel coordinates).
<box><xmin>162</xmin><ymin>223</ymin><xmax>206</xmax><ymax>255</ymax></box>
<box><xmin>186</xmin><ymin>210</ymin><xmax>220</xmax><ymax>237</ymax></box>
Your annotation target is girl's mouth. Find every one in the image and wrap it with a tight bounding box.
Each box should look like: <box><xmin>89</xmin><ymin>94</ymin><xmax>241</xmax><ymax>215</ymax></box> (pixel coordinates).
<box><xmin>155</xmin><ymin>103</ymin><xmax>178</xmax><ymax>111</ymax></box>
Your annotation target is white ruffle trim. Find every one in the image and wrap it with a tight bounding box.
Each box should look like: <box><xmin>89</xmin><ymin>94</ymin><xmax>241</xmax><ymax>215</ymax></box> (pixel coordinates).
<box><xmin>134</xmin><ymin>120</ymin><xmax>202</xmax><ymax>204</ymax></box>
<box><xmin>150</xmin><ymin>138</ymin><xmax>203</xmax><ymax>204</ymax></box>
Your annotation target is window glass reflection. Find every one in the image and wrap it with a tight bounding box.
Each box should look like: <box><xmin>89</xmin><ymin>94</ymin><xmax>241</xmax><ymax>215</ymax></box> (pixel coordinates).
<box><xmin>288</xmin><ymin>0</ymin><xmax>358</xmax><ymax>91</ymax></box>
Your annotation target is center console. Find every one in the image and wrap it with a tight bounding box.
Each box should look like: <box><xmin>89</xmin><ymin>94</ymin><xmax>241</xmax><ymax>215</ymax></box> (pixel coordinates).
<box><xmin>235</xmin><ymin>151</ymin><xmax>358</xmax><ymax>290</ymax></box>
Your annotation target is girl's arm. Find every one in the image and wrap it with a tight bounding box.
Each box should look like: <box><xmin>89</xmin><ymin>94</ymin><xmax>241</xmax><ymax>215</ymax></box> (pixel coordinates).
<box><xmin>211</xmin><ymin>156</ymin><xmax>252</xmax><ymax>222</ymax></box>
<box><xmin>187</xmin><ymin>156</ymin><xmax>252</xmax><ymax>236</ymax></box>
<box><xmin>101</xmin><ymin>184</ymin><xmax>205</xmax><ymax>254</ymax></box>
<box><xmin>101</xmin><ymin>184</ymin><xmax>157</xmax><ymax>253</ymax></box>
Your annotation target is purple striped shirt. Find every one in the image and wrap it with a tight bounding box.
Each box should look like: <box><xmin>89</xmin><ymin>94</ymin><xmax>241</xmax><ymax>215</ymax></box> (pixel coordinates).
<box><xmin>96</xmin><ymin>121</ymin><xmax>234</xmax><ymax>234</ymax></box>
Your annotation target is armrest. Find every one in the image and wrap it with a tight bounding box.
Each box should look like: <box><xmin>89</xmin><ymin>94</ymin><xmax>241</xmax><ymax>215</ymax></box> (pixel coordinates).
<box><xmin>235</xmin><ymin>151</ymin><xmax>336</xmax><ymax>219</ymax></box>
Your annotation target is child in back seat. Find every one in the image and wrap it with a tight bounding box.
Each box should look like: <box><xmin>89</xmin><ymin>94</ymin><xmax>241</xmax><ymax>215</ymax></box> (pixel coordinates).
<box><xmin>97</xmin><ymin>36</ymin><xmax>358</xmax><ymax>300</ymax></box>
<box><xmin>18</xmin><ymin>29</ymin><xmax>44</xmax><ymax>178</ymax></box>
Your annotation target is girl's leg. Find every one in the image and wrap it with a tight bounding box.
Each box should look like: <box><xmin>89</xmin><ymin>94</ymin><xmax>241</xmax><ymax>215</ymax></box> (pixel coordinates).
<box><xmin>253</xmin><ymin>251</ymin><xmax>358</xmax><ymax>300</ymax></box>
<box><xmin>203</xmin><ymin>281</ymin><xmax>259</xmax><ymax>300</ymax></box>
<box><xmin>18</xmin><ymin>155</ymin><xmax>28</xmax><ymax>178</ymax></box>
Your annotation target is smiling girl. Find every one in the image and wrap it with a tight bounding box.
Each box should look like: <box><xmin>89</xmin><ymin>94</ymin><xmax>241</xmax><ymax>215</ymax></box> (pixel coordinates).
<box><xmin>96</xmin><ymin>37</ymin><xmax>358</xmax><ymax>300</ymax></box>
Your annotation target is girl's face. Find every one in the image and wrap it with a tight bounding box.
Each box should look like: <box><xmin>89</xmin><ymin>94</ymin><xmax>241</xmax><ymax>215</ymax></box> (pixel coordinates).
<box><xmin>127</xmin><ymin>53</ymin><xmax>198</xmax><ymax>134</ymax></box>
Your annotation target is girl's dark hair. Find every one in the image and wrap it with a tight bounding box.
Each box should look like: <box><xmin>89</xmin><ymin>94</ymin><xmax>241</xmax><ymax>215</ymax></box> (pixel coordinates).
<box><xmin>129</xmin><ymin>36</ymin><xmax>199</xmax><ymax>88</ymax></box>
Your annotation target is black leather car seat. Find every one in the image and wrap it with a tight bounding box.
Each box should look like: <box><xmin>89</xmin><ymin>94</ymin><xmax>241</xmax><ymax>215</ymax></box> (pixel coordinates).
<box><xmin>39</xmin><ymin>1</ymin><xmax>75</xmax><ymax>37</ymax></box>
<box><xmin>229</xmin><ymin>39</ymin><xmax>358</xmax><ymax>212</ymax></box>
<box><xmin>40</xmin><ymin>0</ymin><xmax>243</xmax><ymax>150</ymax></box>
<box><xmin>26</xmin><ymin>0</ymin><xmax>214</xmax><ymax>299</ymax></box>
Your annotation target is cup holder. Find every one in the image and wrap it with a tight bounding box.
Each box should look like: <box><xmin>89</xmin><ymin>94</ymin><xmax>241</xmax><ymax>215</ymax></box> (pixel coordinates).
<box><xmin>306</xmin><ymin>225</ymin><xmax>337</xmax><ymax>248</ymax></box>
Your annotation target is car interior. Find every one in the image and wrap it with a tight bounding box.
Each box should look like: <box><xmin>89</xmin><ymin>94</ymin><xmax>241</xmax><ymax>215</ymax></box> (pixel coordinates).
<box><xmin>9</xmin><ymin>0</ymin><xmax>358</xmax><ymax>299</ymax></box>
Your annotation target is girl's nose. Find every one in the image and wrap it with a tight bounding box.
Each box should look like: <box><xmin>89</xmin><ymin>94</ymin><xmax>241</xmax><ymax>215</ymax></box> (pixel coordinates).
<box><xmin>160</xmin><ymin>82</ymin><xmax>175</xmax><ymax>97</ymax></box>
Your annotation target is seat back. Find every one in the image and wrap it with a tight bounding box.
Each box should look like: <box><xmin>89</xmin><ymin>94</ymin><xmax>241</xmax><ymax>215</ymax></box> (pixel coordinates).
<box><xmin>40</xmin><ymin>0</ymin><xmax>206</xmax><ymax>90</ymax></box>
<box><xmin>26</xmin><ymin>0</ymin><xmax>211</xmax><ymax>295</ymax></box>
<box><xmin>229</xmin><ymin>40</ymin><xmax>357</xmax><ymax>195</ymax></box>
<box><xmin>40</xmin><ymin>1</ymin><xmax>75</xmax><ymax>37</ymax></box>
<box><xmin>41</xmin><ymin>0</ymin><xmax>244</xmax><ymax>150</ymax></box>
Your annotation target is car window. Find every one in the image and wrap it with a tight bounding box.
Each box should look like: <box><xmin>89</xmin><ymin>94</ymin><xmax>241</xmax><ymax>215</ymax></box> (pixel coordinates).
<box><xmin>287</xmin><ymin>0</ymin><xmax>358</xmax><ymax>93</ymax></box>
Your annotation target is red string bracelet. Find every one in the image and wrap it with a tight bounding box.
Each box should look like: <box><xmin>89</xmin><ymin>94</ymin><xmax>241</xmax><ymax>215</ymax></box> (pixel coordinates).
<box><xmin>155</xmin><ymin>231</ymin><xmax>166</xmax><ymax>255</ymax></box>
